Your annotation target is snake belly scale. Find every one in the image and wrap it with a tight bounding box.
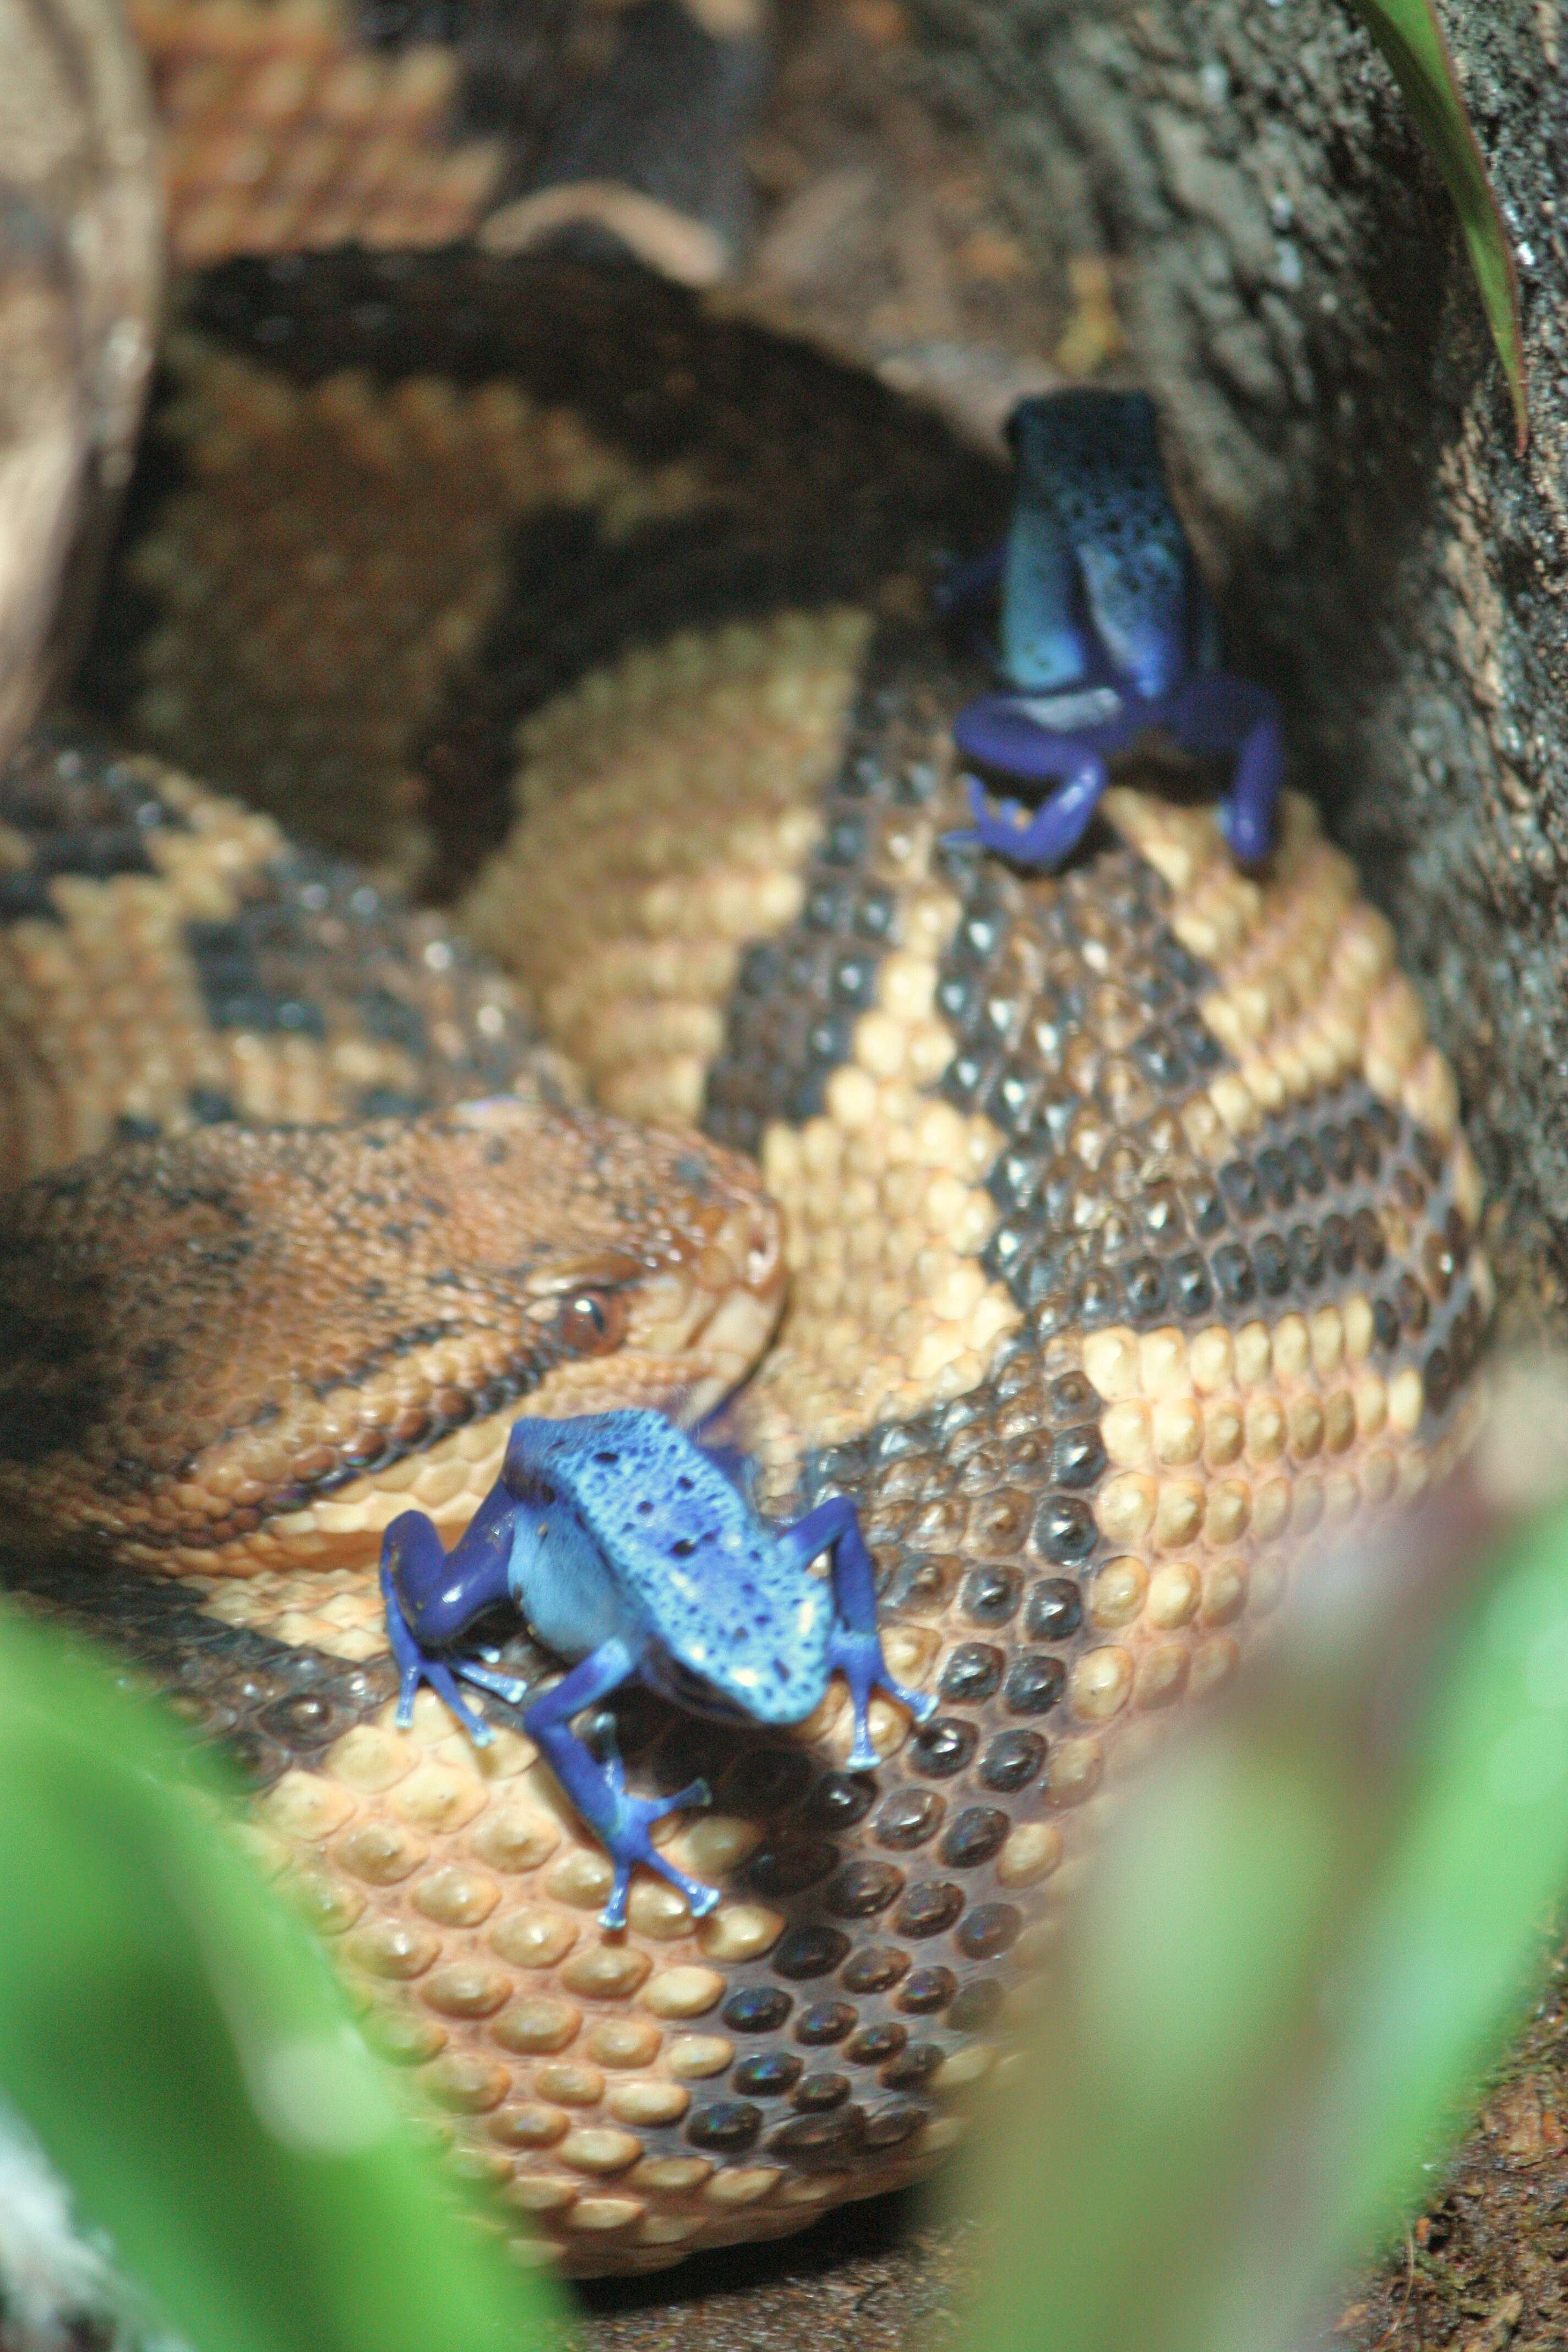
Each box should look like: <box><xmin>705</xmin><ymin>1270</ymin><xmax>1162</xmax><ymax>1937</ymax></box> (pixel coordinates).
<box><xmin>0</xmin><ymin>254</ymin><xmax>1490</xmax><ymax>2274</ymax></box>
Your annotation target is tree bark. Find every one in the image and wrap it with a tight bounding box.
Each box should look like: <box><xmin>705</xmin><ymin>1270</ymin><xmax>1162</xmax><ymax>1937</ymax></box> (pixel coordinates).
<box><xmin>907</xmin><ymin>0</ymin><xmax>1568</xmax><ymax>1336</ymax></box>
<box><xmin>0</xmin><ymin>0</ymin><xmax>161</xmax><ymax>768</ymax></box>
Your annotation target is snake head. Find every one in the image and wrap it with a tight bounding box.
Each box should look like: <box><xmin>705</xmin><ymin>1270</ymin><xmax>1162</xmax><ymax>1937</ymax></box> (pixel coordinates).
<box><xmin>443</xmin><ymin>1097</ymin><xmax>786</xmax><ymax>1429</ymax></box>
<box><xmin>0</xmin><ymin>1098</ymin><xmax>784</xmax><ymax>1572</ymax></box>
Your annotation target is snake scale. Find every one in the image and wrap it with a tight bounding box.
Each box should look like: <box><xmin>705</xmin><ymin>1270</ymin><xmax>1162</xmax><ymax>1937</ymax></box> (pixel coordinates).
<box><xmin>0</xmin><ymin>6</ymin><xmax>1492</xmax><ymax>2280</ymax></box>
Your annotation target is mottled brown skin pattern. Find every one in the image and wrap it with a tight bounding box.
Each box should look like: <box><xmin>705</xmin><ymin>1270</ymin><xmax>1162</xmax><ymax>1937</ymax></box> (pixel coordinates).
<box><xmin>3</xmin><ymin>253</ymin><xmax>1491</xmax><ymax>2275</ymax></box>
<box><xmin>0</xmin><ymin>725</ymin><xmax>559</xmax><ymax>1182</ymax></box>
<box><xmin>0</xmin><ymin>1099</ymin><xmax>783</xmax><ymax>1570</ymax></box>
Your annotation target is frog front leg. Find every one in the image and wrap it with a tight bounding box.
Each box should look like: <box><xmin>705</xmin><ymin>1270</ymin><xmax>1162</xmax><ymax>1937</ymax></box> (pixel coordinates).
<box><xmin>522</xmin><ymin>1640</ymin><xmax>718</xmax><ymax>1931</ymax></box>
<box><xmin>948</xmin><ymin>690</ymin><xmax>1125</xmax><ymax>870</ymax></box>
<box><xmin>380</xmin><ymin>1488</ymin><xmax>529</xmax><ymax>1746</ymax></box>
<box><xmin>1169</xmin><ymin>671</ymin><xmax>1283</xmax><ymax>865</ymax></box>
<box><xmin>934</xmin><ymin>547</ymin><xmax>1017</xmax><ymax>669</ymax></box>
<box><xmin>933</xmin><ymin>541</ymin><xmax>1006</xmax><ymax>623</ymax></box>
<box><xmin>956</xmin><ymin>763</ymin><xmax>1108</xmax><ymax>868</ymax></box>
<box><xmin>780</xmin><ymin>1496</ymin><xmax>937</xmax><ymax>1772</ymax></box>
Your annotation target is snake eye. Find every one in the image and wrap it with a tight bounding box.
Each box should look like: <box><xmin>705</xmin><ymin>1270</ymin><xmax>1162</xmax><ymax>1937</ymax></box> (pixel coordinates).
<box><xmin>552</xmin><ymin>1287</ymin><xmax>625</xmax><ymax>1355</ymax></box>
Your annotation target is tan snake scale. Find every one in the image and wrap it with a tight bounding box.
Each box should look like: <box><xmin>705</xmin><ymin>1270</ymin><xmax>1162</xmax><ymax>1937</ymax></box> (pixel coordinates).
<box><xmin>0</xmin><ymin>17</ymin><xmax>1491</xmax><ymax>2279</ymax></box>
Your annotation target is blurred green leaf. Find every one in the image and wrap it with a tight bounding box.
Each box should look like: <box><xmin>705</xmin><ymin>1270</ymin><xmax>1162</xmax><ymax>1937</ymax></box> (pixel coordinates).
<box><xmin>0</xmin><ymin>1600</ymin><xmax>569</xmax><ymax>2352</ymax></box>
<box><xmin>1348</xmin><ymin>0</ymin><xmax>1528</xmax><ymax>451</ymax></box>
<box><xmin>1307</xmin><ymin>1502</ymin><xmax>1568</xmax><ymax>2269</ymax></box>
<box><xmin>955</xmin><ymin>1480</ymin><xmax>1568</xmax><ymax>2352</ymax></box>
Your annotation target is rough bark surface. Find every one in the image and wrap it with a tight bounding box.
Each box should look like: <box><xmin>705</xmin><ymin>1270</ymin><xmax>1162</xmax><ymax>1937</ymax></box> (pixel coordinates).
<box><xmin>0</xmin><ymin>0</ymin><xmax>161</xmax><ymax>769</ymax></box>
<box><xmin>907</xmin><ymin>0</ymin><xmax>1568</xmax><ymax>1337</ymax></box>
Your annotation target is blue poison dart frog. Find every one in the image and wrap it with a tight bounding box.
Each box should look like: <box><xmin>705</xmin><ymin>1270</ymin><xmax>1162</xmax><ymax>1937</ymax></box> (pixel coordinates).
<box><xmin>943</xmin><ymin>388</ymin><xmax>1282</xmax><ymax>870</ymax></box>
<box><xmin>380</xmin><ymin>1411</ymin><xmax>937</xmax><ymax>1930</ymax></box>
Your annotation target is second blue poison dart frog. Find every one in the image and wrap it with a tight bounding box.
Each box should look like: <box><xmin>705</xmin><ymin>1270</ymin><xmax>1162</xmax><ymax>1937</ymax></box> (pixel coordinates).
<box><xmin>380</xmin><ymin>1411</ymin><xmax>937</xmax><ymax>1929</ymax></box>
<box><xmin>944</xmin><ymin>388</ymin><xmax>1282</xmax><ymax>870</ymax></box>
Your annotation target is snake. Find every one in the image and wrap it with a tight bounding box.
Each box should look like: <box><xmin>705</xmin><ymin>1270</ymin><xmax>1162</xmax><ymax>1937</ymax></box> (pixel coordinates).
<box><xmin>0</xmin><ymin>3</ymin><xmax>1493</xmax><ymax>2283</ymax></box>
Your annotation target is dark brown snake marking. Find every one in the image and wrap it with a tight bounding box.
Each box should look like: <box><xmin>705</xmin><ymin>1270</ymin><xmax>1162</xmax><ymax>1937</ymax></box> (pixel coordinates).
<box><xmin>0</xmin><ymin>243</ymin><xmax>1491</xmax><ymax>2273</ymax></box>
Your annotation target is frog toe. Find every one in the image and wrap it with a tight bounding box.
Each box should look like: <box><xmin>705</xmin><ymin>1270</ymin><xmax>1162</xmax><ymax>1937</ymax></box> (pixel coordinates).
<box><xmin>1218</xmin><ymin>791</ymin><xmax>1272</xmax><ymax>868</ymax></box>
<box><xmin>657</xmin><ymin>1776</ymin><xmax>712</xmax><ymax>1819</ymax></box>
<box><xmin>891</xmin><ymin>1680</ymin><xmax>938</xmax><ymax>1725</ymax></box>
<box><xmin>645</xmin><ymin>1848</ymin><xmax>722</xmax><ymax>1918</ymax></box>
<box><xmin>598</xmin><ymin>1866</ymin><xmax>634</xmax><ymax>1934</ymax></box>
<box><xmin>382</xmin><ymin>1569</ymin><xmax>496</xmax><ymax>1744</ymax></box>
<box><xmin>455</xmin><ymin>1660</ymin><xmax>532</xmax><ymax>1709</ymax></box>
<box><xmin>595</xmin><ymin>1809</ymin><xmax>720</xmax><ymax>1931</ymax></box>
<box><xmin>422</xmin><ymin>1669</ymin><xmax>494</xmax><ymax>1746</ymax></box>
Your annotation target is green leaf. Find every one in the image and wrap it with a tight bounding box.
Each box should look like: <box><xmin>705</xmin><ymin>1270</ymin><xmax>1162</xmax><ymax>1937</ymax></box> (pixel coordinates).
<box><xmin>1305</xmin><ymin>1504</ymin><xmax>1568</xmax><ymax>2264</ymax></box>
<box><xmin>952</xmin><ymin>1482</ymin><xmax>1568</xmax><ymax>2352</ymax></box>
<box><xmin>1347</xmin><ymin>0</ymin><xmax>1529</xmax><ymax>450</ymax></box>
<box><xmin>0</xmin><ymin>1600</ymin><xmax>569</xmax><ymax>2352</ymax></box>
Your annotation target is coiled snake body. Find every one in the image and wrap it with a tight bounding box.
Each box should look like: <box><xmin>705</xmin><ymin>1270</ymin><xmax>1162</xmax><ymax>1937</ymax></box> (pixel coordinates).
<box><xmin>0</xmin><ymin>228</ymin><xmax>1490</xmax><ymax>2269</ymax></box>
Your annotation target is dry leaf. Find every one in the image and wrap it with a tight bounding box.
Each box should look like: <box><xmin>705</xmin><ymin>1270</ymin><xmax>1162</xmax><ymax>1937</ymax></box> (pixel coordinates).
<box><xmin>1460</xmin><ymin>2290</ymin><xmax>1526</xmax><ymax>2352</ymax></box>
<box><xmin>1485</xmin><ymin>2084</ymin><xmax>1565</xmax><ymax>2165</ymax></box>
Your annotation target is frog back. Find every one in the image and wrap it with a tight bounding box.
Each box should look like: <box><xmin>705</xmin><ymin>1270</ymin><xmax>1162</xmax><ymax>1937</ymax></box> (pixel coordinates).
<box><xmin>511</xmin><ymin>1411</ymin><xmax>832</xmax><ymax>1723</ymax></box>
<box><xmin>1006</xmin><ymin>389</ymin><xmax>1194</xmax><ymax>701</ymax></box>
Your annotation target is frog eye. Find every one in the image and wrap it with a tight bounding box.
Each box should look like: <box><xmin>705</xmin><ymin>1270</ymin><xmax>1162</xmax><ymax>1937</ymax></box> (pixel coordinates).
<box><xmin>551</xmin><ymin>1287</ymin><xmax>626</xmax><ymax>1355</ymax></box>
